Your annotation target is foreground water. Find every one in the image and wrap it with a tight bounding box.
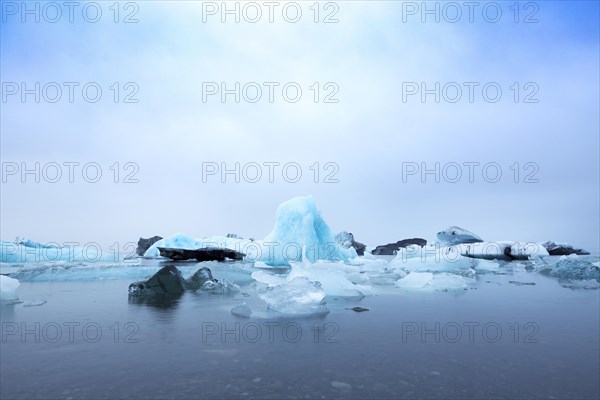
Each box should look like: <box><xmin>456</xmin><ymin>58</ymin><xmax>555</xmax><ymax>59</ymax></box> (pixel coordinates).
<box><xmin>1</xmin><ymin>259</ymin><xmax>599</xmax><ymax>399</ymax></box>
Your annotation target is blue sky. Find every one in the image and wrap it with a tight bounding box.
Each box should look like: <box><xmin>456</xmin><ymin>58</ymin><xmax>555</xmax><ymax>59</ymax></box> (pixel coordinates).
<box><xmin>1</xmin><ymin>1</ymin><xmax>599</xmax><ymax>251</ymax></box>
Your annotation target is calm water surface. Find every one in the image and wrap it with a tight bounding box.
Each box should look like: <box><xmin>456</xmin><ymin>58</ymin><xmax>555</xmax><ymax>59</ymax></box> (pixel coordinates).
<box><xmin>1</xmin><ymin>262</ymin><xmax>599</xmax><ymax>399</ymax></box>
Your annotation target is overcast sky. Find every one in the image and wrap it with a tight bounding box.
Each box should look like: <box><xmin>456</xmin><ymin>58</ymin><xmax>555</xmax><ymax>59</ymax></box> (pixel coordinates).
<box><xmin>1</xmin><ymin>1</ymin><xmax>598</xmax><ymax>252</ymax></box>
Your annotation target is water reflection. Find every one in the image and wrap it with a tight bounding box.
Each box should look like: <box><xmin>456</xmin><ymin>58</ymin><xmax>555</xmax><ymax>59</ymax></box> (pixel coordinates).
<box><xmin>128</xmin><ymin>293</ymin><xmax>183</xmax><ymax>310</ymax></box>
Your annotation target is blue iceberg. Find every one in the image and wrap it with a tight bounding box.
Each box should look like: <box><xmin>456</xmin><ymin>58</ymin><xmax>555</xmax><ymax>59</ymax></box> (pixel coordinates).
<box><xmin>259</xmin><ymin>196</ymin><xmax>356</xmax><ymax>266</ymax></box>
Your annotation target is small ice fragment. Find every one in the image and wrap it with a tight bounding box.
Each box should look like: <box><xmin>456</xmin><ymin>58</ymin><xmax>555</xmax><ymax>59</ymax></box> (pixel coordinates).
<box><xmin>429</xmin><ymin>273</ymin><xmax>471</xmax><ymax>290</ymax></box>
<box><xmin>231</xmin><ymin>303</ymin><xmax>253</xmax><ymax>318</ymax></box>
<box><xmin>396</xmin><ymin>272</ymin><xmax>433</xmax><ymax>288</ymax></box>
<box><xmin>347</xmin><ymin>307</ymin><xmax>369</xmax><ymax>312</ymax></box>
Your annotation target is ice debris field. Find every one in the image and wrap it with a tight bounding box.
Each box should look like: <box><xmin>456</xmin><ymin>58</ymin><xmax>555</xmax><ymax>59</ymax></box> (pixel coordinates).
<box><xmin>1</xmin><ymin>196</ymin><xmax>599</xmax><ymax>316</ymax></box>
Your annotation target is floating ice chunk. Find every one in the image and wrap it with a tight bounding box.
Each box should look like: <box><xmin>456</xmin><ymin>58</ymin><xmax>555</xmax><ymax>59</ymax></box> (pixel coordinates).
<box><xmin>0</xmin><ymin>275</ymin><xmax>20</xmax><ymax>301</ymax></box>
<box><xmin>259</xmin><ymin>196</ymin><xmax>356</xmax><ymax>266</ymax></box>
<box><xmin>143</xmin><ymin>233</ymin><xmax>204</xmax><ymax>257</ymax></box>
<box><xmin>287</xmin><ymin>255</ymin><xmax>369</xmax><ymax>297</ymax></box>
<box><xmin>252</xmin><ymin>261</ymin><xmax>281</xmax><ymax>269</ymax></box>
<box><xmin>259</xmin><ymin>277</ymin><xmax>328</xmax><ymax>316</ymax></box>
<box><xmin>15</xmin><ymin>238</ymin><xmax>59</xmax><ymax>248</ymax></box>
<box><xmin>202</xmin><ymin>279</ymin><xmax>240</xmax><ymax>295</ymax></box>
<box><xmin>251</xmin><ymin>270</ymin><xmax>286</xmax><ymax>287</ymax></box>
<box><xmin>391</xmin><ymin>245</ymin><xmax>479</xmax><ymax>272</ymax></box>
<box><xmin>231</xmin><ymin>303</ymin><xmax>253</xmax><ymax>318</ymax></box>
<box><xmin>252</xmin><ymin>255</ymin><xmax>368</xmax><ymax>297</ymax></box>
<box><xmin>428</xmin><ymin>273</ymin><xmax>472</xmax><ymax>290</ymax></box>
<box><xmin>437</xmin><ymin>226</ymin><xmax>483</xmax><ymax>245</ymax></box>
<box><xmin>396</xmin><ymin>272</ymin><xmax>473</xmax><ymax>290</ymax></box>
<box><xmin>0</xmin><ymin>262</ymin><xmax>23</xmax><ymax>275</ymax></box>
<box><xmin>539</xmin><ymin>255</ymin><xmax>600</xmax><ymax>281</ymax></box>
<box><xmin>346</xmin><ymin>271</ymin><xmax>369</xmax><ymax>285</ymax></box>
<box><xmin>395</xmin><ymin>272</ymin><xmax>433</xmax><ymax>288</ymax></box>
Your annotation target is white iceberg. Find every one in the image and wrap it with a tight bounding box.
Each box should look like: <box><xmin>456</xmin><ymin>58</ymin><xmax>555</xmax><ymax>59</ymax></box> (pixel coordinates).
<box><xmin>436</xmin><ymin>226</ymin><xmax>483</xmax><ymax>245</ymax></box>
<box><xmin>0</xmin><ymin>275</ymin><xmax>20</xmax><ymax>301</ymax></box>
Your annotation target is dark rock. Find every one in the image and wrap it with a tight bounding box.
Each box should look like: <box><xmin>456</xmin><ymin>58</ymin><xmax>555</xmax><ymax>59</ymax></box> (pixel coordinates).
<box><xmin>129</xmin><ymin>265</ymin><xmax>187</xmax><ymax>296</ymax></box>
<box><xmin>335</xmin><ymin>232</ymin><xmax>366</xmax><ymax>256</ymax></box>
<box><xmin>542</xmin><ymin>241</ymin><xmax>590</xmax><ymax>256</ymax></box>
<box><xmin>129</xmin><ymin>265</ymin><xmax>223</xmax><ymax>297</ymax></box>
<box><xmin>136</xmin><ymin>236</ymin><xmax>163</xmax><ymax>256</ymax></box>
<box><xmin>347</xmin><ymin>306</ymin><xmax>369</xmax><ymax>312</ymax></box>
<box><xmin>185</xmin><ymin>267</ymin><xmax>217</xmax><ymax>291</ymax></box>
<box><xmin>371</xmin><ymin>238</ymin><xmax>427</xmax><ymax>255</ymax></box>
<box><xmin>158</xmin><ymin>247</ymin><xmax>245</xmax><ymax>262</ymax></box>
<box><xmin>508</xmin><ymin>281</ymin><xmax>536</xmax><ymax>286</ymax></box>
<box><xmin>503</xmin><ymin>246</ymin><xmax>515</xmax><ymax>260</ymax></box>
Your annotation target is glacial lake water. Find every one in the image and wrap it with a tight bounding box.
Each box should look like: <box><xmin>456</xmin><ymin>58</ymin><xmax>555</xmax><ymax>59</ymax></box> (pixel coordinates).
<box><xmin>1</xmin><ymin>259</ymin><xmax>599</xmax><ymax>399</ymax></box>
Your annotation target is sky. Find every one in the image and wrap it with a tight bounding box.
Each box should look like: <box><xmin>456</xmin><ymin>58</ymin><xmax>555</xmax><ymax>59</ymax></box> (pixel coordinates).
<box><xmin>1</xmin><ymin>0</ymin><xmax>599</xmax><ymax>252</ymax></box>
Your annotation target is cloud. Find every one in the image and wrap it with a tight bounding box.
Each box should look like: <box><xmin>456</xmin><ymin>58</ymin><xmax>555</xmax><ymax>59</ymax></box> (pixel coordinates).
<box><xmin>1</xmin><ymin>1</ymin><xmax>598</xmax><ymax>251</ymax></box>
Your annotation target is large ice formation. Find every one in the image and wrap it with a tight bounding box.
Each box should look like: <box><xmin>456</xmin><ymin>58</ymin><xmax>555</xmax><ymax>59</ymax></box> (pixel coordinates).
<box><xmin>259</xmin><ymin>196</ymin><xmax>356</xmax><ymax>266</ymax></box>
